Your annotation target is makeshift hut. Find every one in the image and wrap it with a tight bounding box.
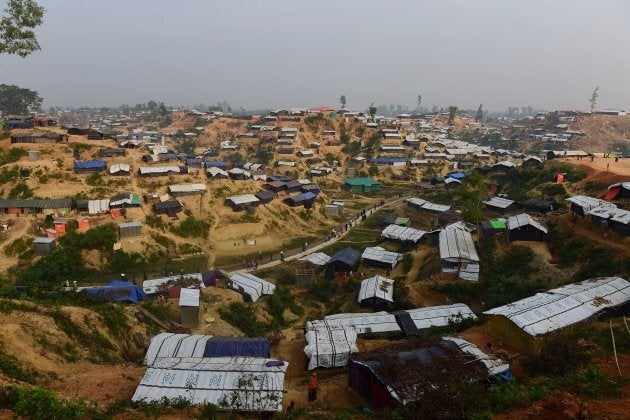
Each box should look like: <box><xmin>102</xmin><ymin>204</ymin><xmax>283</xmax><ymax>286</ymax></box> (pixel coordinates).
<box><xmin>394</xmin><ymin>304</ymin><xmax>477</xmax><ymax>336</ymax></box>
<box><xmin>132</xmin><ymin>357</ymin><xmax>288</xmax><ymax>411</ymax></box>
<box><xmin>306</xmin><ymin>312</ymin><xmax>402</xmax><ymax>338</ymax></box>
<box><xmin>304</xmin><ymin>325</ymin><xmax>359</xmax><ymax>370</ymax></box>
<box><xmin>224</xmin><ymin>194</ymin><xmax>260</xmax><ymax>212</ymax></box>
<box><xmin>521</xmin><ymin>198</ymin><xmax>558</xmax><ymax>214</ymax></box>
<box><xmin>74</xmin><ymin>160</ymin><xmax>106</xmax><ymax>173</ymax></box>
<box><xmin>179</xmin><ymin>288</ymin><xmax>200</xmax><ymax>328</ymax></box>
<box><xmin>326</xmin><ymin>247</ymin><xmax>361</xmax><ymax>278</ymax></box>
<box><xmin>109</xmin><ymin>163</ymin><xmax>131</xmax><ymax>176</ymax></box>
<box><xmin>522</xmin><ymin>155</ymin><xmax>543</xmax><ymax>169</ymax></box>
<box><xmin>226</xmin><ymin>272</ymin><xmax>276</xmax><ymax>302</ymax></box>
<box><xmin>565</xmin><ymin>195</ymin><xmax>615</xmax><ymax>216</ymax></box>
<box><xmin>203</xmin><ymin>337</ymin><xmax>271</xmax><ymax>358</ymax></box>
<box><xmin>483</xmin><ymin>197</ymin><xmax>518</xmax><ymax>215</ymax></box>
<box><xmin>110</xmin><ymin>193</ymin><xmax>142</xmax><ymax>208</ymax></box>
<box><xmin>144</xmin><ymin>333</ymin><xmax>213</xmax><ymax>366</ymax></box>
<box><xmin>168</xmin><ymin>183</ymin><xmax>207</xmax><ymax>197</ymax></box>
<box><xmin>381</xmin><ymin>224</ymin><xmax>426</xmax><ymax>244</ymax></box>
<box><xmin>344</xmin><ymin>178</ymin><xmax>381</xmax><ymax>193</ymax></box>
<box><xmin>479</xmin><ymin>219</ymin><xmax>506</xmax><ymax>237</ymax></box>
<box><xmin>604</xmin><ymin>182</ymin><xmax>630</xmax><ymax>200</ymax></box>
<box><xmin>205</xmin><ymin>166</ymin><xmax>228</xmax><ymax>179</ymax></box>
<box><xmin>118</xmin><ymin>221</ymin><xmax>142</xmax><ymax>239</ymax></box>
<box><xmin>506</xmin><ymin>214</ymin><xmax>547</xmax><ymax>242</ymax></box>
<box><xmin>361</xmin><ymin>246</ymin><xmax>403</xmax><ymax>269</ymax></box>
<box><xmin>284</xmin><ymin>191</ymin><xmax>317</xmax><ymax>208</ymax></box>
<box><xmin>153</xmin><ymin>200</ymin><xmax>183</xmax><ymax>216</ymax></box>
<box><xmin>358</xmin><ymin>275</ymin><xmax>395</xmax><ymax>311</ymax></box>
<box><xmin>587</xmin><ymin>206</ymin><xmax>630</xmax><ymax>236</ymax></box>
<box><xmin>255</xmin><ymin>190</ymin><xmax>275</xmax><ymax>204</ymax></box>
<box><xmin>484</xmin><ymin>277</ymin><xmax>630</xmax><ymax>355</ymax></box>
<box><xmin>33</xmin><ymin>237</ymin><xmax>55</xmax><ymax>255</ymax></box>
<box><xmin>82</xmin><ymin>280</ymin><xmax>146</xmax><ymax>303</ymax></box>
<box><xmin>142</xmin><ymin>273</ymin><xmax>210</xmax><ymax>294</ymax></box>
<box><xmin>439</xmin><ymin>225</ymin><xmax>480</xmax><ymax>281</ymax></box>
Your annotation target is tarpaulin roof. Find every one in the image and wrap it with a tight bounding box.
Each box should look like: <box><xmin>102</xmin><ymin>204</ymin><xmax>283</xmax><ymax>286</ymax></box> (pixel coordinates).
<box><xmin>489</xmin><ymin>219</ymin><xmax>507</xmax><ymax>229</ymax></box>
<box><xmin>203</xmin><ymin>337</ymin><xmax>270</xmax><ymax>358</ymax></box>
<box><xmin>82</xmin><ymin>280</ymin><xmax>146</xmax><ymax>303</ymax></box>
<box><xmin>307</xmin><ymin>312</ymin><xmax>401</xmax><ymax>336</ymax></box>
<box><xmin>179</xmin><ymin>288</ymin><xmax>200</xmax><ymax>307</ymax></box>
<box><xmin>442</xmin><ymin>336</ymin><xmax>511</xmax><ymax>378</ymax></box>
<box><xmin>286</xmin><ymin>191</ymin><xmax>317</xmax><ymax>204</ymax></box>
<box><xmin>483</xmin><ymin>196</ymin><xmax>516</xmax><ymax>209</ymax></box>
<box><xmin>358</xmin><ymin>275</ymin><xmax>394</xmax><ymax>303</ymax></box>
<box><xmin>328</xmin><ymin>247</ymin><xmax>361</xmax><ymax>268</ymax></box>
<box><xmin>227</xmin><ymin>272</ymin><xmax>276</xmax><ymax>302</ymax></box>
<box><xmin>109</xmin><ymin>163</ymin><xmax>130</xmax><ymax>173</ymax></box>
<box><xmin>304</xmin><ymin>324</ymin><xmax>359</xmax><ymax>370</ymax></box>
<box><xmin>298</xmin><ymin>252</ymin><xmax>330</xmax><ymax>266</ymax></box>
<box><xmin>565</xmin><ymin>195</ymin><xmax>615</xmax><ymax>213</ymax></box>
<box><xmin>396</xmin><ymin>304</ymin><xmax>477</xmax><ymax>334</ymax></box>
<box><xmin>344</xmin><ymin>177</ymin><xmax>380</xmax><ymax>186</ymax></box>
<box><xmin>145</xmin><ymin>333</ymin><xmax>212</xmax><ymax>366</ymax></box>
<box><xmin>361</xmin><ymin>246</ymin><xmax>403</xmax><ymax>268</ymax></box>
<box><xmin>74</xmin><ymin>160</ymin><xmax>106</xmax><ymax>169</ymax></box>
<box><xmin>132</xmin><ymin>357</ymin><xmax>288</xmax><ymax>411</ymax></box>
<box><xmin>0</xmin><ymin>198</ymin><xmax>74</xmax><ymax>209</ymax></box>
<box><xmin>484</xmin><ymin>277</ymin><xmax>630</xmax><ymax>337</ymax></box>
<box><xmin>110</xmin><ymin>193</ymin><xmax>142</xmax><ymax>207</ymax></box>
<box><xmin>439</xmin><ymin>226</ymin><xmax>479</xmax><ymax>262</ymax></box>
<box><xmin>507</xmin><ymin>213</ymin><xmax>548</xmax><ymax>233</ymax></box>
<box><xmin>226</xmin><ymin>194</ymin><xmax>260</xmax><ymax>206</ymax></box>
<box><xmin>587</xmin><ymin>205</ymin><xmax>630</xmax><ymax>226</ymax></box>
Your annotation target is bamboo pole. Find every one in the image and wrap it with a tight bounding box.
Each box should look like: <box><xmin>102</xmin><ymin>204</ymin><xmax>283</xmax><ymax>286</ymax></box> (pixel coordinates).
<box><xmin>610</xmin><ymin>320</ymin><xmax>622</xmax><ymax>376</ymax></box>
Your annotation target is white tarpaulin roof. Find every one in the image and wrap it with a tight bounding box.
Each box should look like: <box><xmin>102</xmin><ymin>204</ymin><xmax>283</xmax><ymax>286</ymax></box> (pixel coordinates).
<box><xmin>507</xmin><ymin>213</ymin><xmax>548</xmax><ymax>233</ymax></box>
<box><xmin>381</xmin><ymin>224</ymin><xmax>426</xmax><ymax>243</ymax></box>
<box><xmin>493</xmin><ymin>160</ymin><xmax>517</xmax><ymax>168</ymax></box>
<box><xmin>139</xmin><ymin>166</ymin><xmax>180</xmax><ymax>175</ymax></box>
<box><xmin>168</xmin><ymin>183</ymin><xmax>207</xmax><ymax>194</ymax></box>
<box><xmin>361</xmin><ymin>246</ymin><xmax>403</xmax><ymax>268</ymax></box>
<box><xmin>143</xmin><ymin>274</ymin><xmax>205</xmax><ymax>294</ymax></box>
<box><xmin>401</xmin><ymin>304</ymin><xmax>477</xmax><ymax>330</ymax></box>
<box><xmin>228</xmin><ymin>272</ymin><xmax>275</xmax><ymax>302</ymax></box>
<box><xmin>304</xmin><ymin>324</ymin><xmax>359</xmax><ymax>370</ymax></box>
<box><xmin>565</xmin><ymin>195</ymin><xmax>615</xmax><ymax>213</ymax></box>
<box><xmin>132</xmin><ymin>357</ymin><xmax>288</xmax><ymax>411</ymax></box>
<box><xmin>179</xmin><ymin>288</ymin><xmax>200</xmax><ymax>307</ymax></box>
<box><xmin>439</xmin><ymin>227</ymin><xmax>479</xmax><ymax>262</ymax></box>
<box><xmin>88</xmin><ymin>199</ymin><xmax>110</xmax><ymax>214</ymax></box>
<box><xmin>298</xmin><ymin>252</ymin><xmax>330</xmax><ymax>266</ymax></box>
<box><xmin>406</xmin><ymin>197</ymin><xmax>451</xmax><ymax>212</ymax></box>
<box><xmin>109</xmin><ymin>163</ymin><xmax>130</xmax><ymax>173</ymax></box>
<box><xmin>484</xmin><ymin>277</ymin><xmax>630</xmax><ymax>337</ymax></box>
<box><xmin>226</xmin><ymin>194</ymin><xmax>260</xmax><ymax>206</ymax></box>
<box><xmin>587</xmin><ymin>206</ymin><xmax>630</xmax><ymax>226</ymax></box>
<box><xmin>483</xmin><ymin>196</ymin><xmax>515</xmax><ymax>209</ymax></box>
<box><xmin>442</xmin><ymin>336</ymin><xmax>510</xmax><ymax>377</ymax></box>
<box><xmin>206</xmin><ymin>167</ymin><xmax>228</xmax><ymax>177</ymax></box>
<box><xmin>307</xmin><ymin>312</ymin><xmax>401</xmax><ymax>336</ymax></box>
<box><xmin>358</xmin><ymin>275</ymin><xmax>394</xmax><ymax>303</ymax></box>
<box><xmin>144</xmin><ymin>333</ymin><xmax>212</xmax><ymax>366</ymax></box>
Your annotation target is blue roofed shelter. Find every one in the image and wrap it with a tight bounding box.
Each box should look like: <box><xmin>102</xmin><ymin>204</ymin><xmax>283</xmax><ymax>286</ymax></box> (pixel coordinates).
<box><xmin>74</xmin><ymin>160</ymin><xmax>107</xmax><ymax>173</ymax></box>
<box><xmin>83</xmin><ymin>280</ymin><xmax>146</xmax><ymax>303</ymax></box>
<box><xmin>203</xmin><ymin>337</ymin><xmax>271</xmax><ymax>358</ymax></box>
<box><xmin>285</xmin><ymin>191</ymin><xmax>317</xmax><ymax>208</ymax></box>
<box><xmin>326</xmin><ymin>247</ymin><xmax>361</xmax><ymax>278</ymax></box>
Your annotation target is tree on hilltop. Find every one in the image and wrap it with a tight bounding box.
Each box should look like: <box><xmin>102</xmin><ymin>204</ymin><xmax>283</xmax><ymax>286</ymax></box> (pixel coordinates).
<box><xmin>339</xmin><ymin>94</ymin><xmax>346</xmax><ymax>109</ymax></box>
<box><xmin>0</xmin><ymin>0</ymin><xmax>45</xmax><ymax>58</ymax></box>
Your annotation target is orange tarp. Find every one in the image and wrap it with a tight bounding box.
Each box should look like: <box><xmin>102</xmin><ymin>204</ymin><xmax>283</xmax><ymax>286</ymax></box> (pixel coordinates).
<box><xmin>110</xmin><ymin>208</ymin><xmax>122</xmax><ymax>219</ymax></box>
<box><xmin>77</xmin><ymin>218</ymin><xmax>90</xmax><ymax>230</ymax></box>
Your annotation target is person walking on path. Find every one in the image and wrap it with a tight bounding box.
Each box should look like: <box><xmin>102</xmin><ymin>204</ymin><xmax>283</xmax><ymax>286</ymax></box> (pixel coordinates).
<box><xmin>280</xmin><ymin>250</ymin><xmax>285</xmax><ymax>263</ymax></box>
<box><xmin>308</xmin><ymin>373</ymin><xmax>318</xmax><ymax>401</ymax></box>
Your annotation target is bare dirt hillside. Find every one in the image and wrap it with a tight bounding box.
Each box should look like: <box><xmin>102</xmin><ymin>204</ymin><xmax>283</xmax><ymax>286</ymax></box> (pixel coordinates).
<box><xmin>573</xmin><ymin>115</ymin><xmax>630</xmax><ymax>152</ymax></box>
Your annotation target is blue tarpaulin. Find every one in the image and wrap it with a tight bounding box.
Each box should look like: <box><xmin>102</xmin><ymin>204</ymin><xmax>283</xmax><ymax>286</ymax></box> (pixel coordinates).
<box><xmin>203</xmin><ymin>337</ymin><xmax>271</xmax><ymax>358</ymax></box>
<box><xmin>83</xmin><ymin>280</ymin><xmax>146</xmax><ymax>303</ymax></box>
<box><xmin>448</xmin><ymin>172</ymin><xmax>466</xmax><ymax>179</ymax></box>
<box><xmin>204</xmin><ymin>161</ymin><xmax>227</xmax><ymax>169</ymax></box>
<box><xmin>74</xmin><ymin>160</ymin><xmax>106</xmax><ymax>170</ymax></box>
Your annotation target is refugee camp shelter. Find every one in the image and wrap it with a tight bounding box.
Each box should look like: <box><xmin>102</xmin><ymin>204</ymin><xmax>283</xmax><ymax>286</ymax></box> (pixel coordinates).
<box><xmin>82</xmin><ymin>281</ymin><xmax>146</xmax><ymax>303</ymax></box>
<box><xmin>99</xmin><ymin>148</ymin><xmax>126</xmax><ymax>158</ymax></box>
<box><xmin>484</xmin><ymin>277</ymin><xmax>630</xmax><ymax>355</ymax></box>
<box><xmin>348</xmin><ymin>336</ymin><xmax>510</xmax><ymax>410</ymax></box>
<box><xmin>361</xmin><ymin>246</ymin><xmax>403</xmax><ymax>269</ymax></box>
<box><xmin>406</xmin><ymin>197</ymin><xmax>451</xmax><ymax>213</ymax></box>
<box><xmin>506</xmin><ymin>214</ymin><xmax>547</xmax><ymax>242</ymax></box>
<box><xmin>33</xmin><ymin>237</ymin><xmax>55</xmax><ymax>255</ymax></box>
<box><xmin>304</xmin><ymin>324</ymin><xmax>359</xmax><ymax>370</ymax></box>
<box><xmin>285</xmin><ymin>191</ymin><xmax>317</xmax><ymax>208</ymax></box>
<box><xmin>522</xmin><ymin>155</ymin><xmax>543</xmax><ymax>168</ymax></box>
<box><xmin>168</xmin><ymin>183</ymin><xmax>207</xmax><ymax>196</ymax></box>
<box><xmin>109</xmin><ymin>163</ymin><xmax>131</xmax><ymax>176</ymax></box>
<box><xmin>439</xmin><ymin>225</ymin><xmax>480</xmax><ymax>281</ymax></box>
<box><xmin>306</xmin><ymin>312</ymin><xmax>402</xmax><ymax>338</ymax></box>
<box><xmin>480</xmin><ymin>219</ymin><xmax>506</xmax><ymax>237</ymax></box>
<box><xmin>565</xmin><ymin>195</ymin><xmax>615</xmax><ymax>216</ymax></box>
<box><xmin>298</xmin><ymin>252</ymin><xmax>331</xmax><ymax>267</ymax></box>
<box><xmin>394</xmin><ymin>304</ymin><xmax>477</xmax><ymax>336</ymax></box>
<box><xmin>605</xmin><ymin>182</ymin><xmax>630</xmax><ymax>200</ymax></box>
<box><xmin>381</xmin><ymin>224</ymin><xmax>426</xmax><ymax>244</ymax></box>
<box><xmin>344</xmin><ymin>178</ymin><xmax>381</xmax><ymax>193</ymax></box>
<box><xmin>587</xmin><ymin>205</ymin><xmax>630</xmax><ymax>236</ymax></box>
<box><xmin>255</xmin><ymin>190</ymin><xmax>275</xmax><ymax>204</ymax></box>
<box><xmin>179</xmin><ymin>288</ymin><xmax>200</xmax><ymax>328</ymax></box>
<box><xmin>358</xmin><ymin>275</ymin><xmax>395</xmax><ymax>311</ymax></box>
<box><xmin>326</xmin><ymin>247</ymin><xmax>361</xmax><ymax>277</ymax></box>
<box><xmin>483</xmin><ymin>197</ymin><xmax>518</xmax><ymax>214</ymax></box>
<box><xmin>153</xmin><ymin>200</ymin><xmax>183</xmax><ymax>216</ymax></box>
<box><xmin>142</xmin><ymin>273</ymin><xmax>210</xmax><ymax>294</ymax></box>
<box><xmin>206</xmin><ymin>166</ymin><xmax>228</xmax><ymax>179</ymax></box>
<box><xmin>226</xmin><ymin>272</ymin><xmax>276</xmax><ymax>302</ymax></box>
<box><xmin>132</xmin><ymin>357</ymin><xmax>288</xmax><ymax>411</ymax></box>
<box><xmin>74</xmin><ymin>160</ymin><xmax>107</xmax><ymax>173</ymax></box>
<box><xmin>521</xmin><ymin>198</ymin><xmax>558</xmax><ymax>214</ymax></box>
<box><xmin>225</xmin><ymin>194</ymin><xmax>260</xmax><ymax>211</ymax></box>
<box><xmin>204</xmin><ymin>337</ymin><xmax>271</xmax><ymax>358</ymax></box>
<box><xmin>118</xmin><ymin>221</ymin><xmax>142</xmax><ymax>239</ymax></box>
<box><xmin>144</xmin><ymin>333</ymin><xmax>213</xmax><ymax>366</ymax></box>
<box><xmin>0</xmin><ymin>198</ymin><xmax>74</xmax><ymax>216</ymax></box>
<box><xmin>110</xmin><ymin>193</ymin><xmax>142</xmax><ymax>208</ymax></box>
<box><xmin>138</xmin><ymin>166</ymin><xmax>181</xmax><ymax>177</ymax></box>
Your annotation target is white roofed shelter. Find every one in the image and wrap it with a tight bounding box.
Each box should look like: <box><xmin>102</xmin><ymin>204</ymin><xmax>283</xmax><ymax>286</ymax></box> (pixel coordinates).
<box><xmin>132</xmin><ymin>357</ymin><xmax>288</xmax><ymax>411</ymax></box>
<box><xmin>227</xmin><ymin>272</ymin><xmax>276</xmax><ymax>302</ymax></box>
<box><xmin>168</xmin><ymin>183</ymin><xmax>207</xmax><ymax>196</ymax></box>
<box><xmin>439</xmin><ymin>225</ymin><xmax>480</xmax><ymax>281</ymax></box>
<box><xmin>566</xmin><ymin>195</ymin><xmax>615</xmax><ymax>216</ymax></box>
<box><xmin>484</xmin><ymin>277</ymin><xmax>630</xmax><ymax>355</ymax></box>
<box><xmin>361</xmin><ymin>246</ymin><xmax>403</xmax><ymax>269</ymax></box>
<box><xmin>381</xmin><ymin>224</ymin><xmax>426</xmax><ymax>243</ymax></box>
<box><xmin>306</xmin><ymin>312</ymin><xmax>401</xmax><ymax>337</ymax></box>
<box><xmin>304</xmin><ymin>325</ymin><xmax>359</xmax><ymax>370</ymax></box>
<box><xmin>298</xmin><ymin>252</ymin><xmax>330</xmax><ymax>266</ymax></box>
<box><xmin>395</xmin><ymin>304</ymin><xmax>477</xmax><ymax>335</ymax></box>
<box><xmin>144</xmin><ymin>333</ymin><xmax>213</xmax><ymax>366</ymax></box>
<box><xmin>358</xmin><ymin>275</ymin><xmax>394</xmax><ymax>310</ymax></box>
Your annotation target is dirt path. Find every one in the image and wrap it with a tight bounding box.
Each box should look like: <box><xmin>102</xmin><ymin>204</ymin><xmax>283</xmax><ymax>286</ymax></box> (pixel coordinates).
<box><xmin>559</xmin><ymin>213</ymin><xmax>630</xmax><ymax>258</ymax></box>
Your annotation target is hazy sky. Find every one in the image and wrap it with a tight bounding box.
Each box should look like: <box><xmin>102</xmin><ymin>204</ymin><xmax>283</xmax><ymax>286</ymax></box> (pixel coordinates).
<box><xmin>2</xmin><ymin>0</ymin><xmax>630</xmax><ymax>111</ymax></box>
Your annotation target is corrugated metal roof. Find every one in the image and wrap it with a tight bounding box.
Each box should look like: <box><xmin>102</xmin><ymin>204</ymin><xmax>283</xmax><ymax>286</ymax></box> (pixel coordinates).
<box><xmin>439</xmin><ymin>227</ymin><xmax>479</xmax><ymax>262</ymax></box>
<box><xmin>361</xmin><ymin>246</ymin><xmax>403</xmax><ymax>267</ymax></box>
<box><xmin>33</xmin><ymin>237</ymin><xmax>55</xmax><ymax>244</ymax></box>
<box><xmin>132</xmin><ymin>357</ymin><xmax>288</xmax><ymax>411</ymax></box>
<box><xmin>507</xmin><ymin>213</ymin><xmax>548</xmax><ymax>233</ymax></box>
<box><xmin>228</xmin><ymin>273</ymin><xmax>275</xmax><ymax>302</ymax></box>
<box><xmin>484</xmin><ymin>277</ymin><xmax>630</xmax><ymax>337</ymax></box>
<box><xmin>358</xmin><ymin>275</ymin><xmax>394</xmax><ymax>303</ymax></box>
<box><xmin>226</xmin><ymin>194</ymin><xmax>260</xmax><ymax>206</ymax></box>
<box><xmin>402</xmin><ymin>304</ymin><xmax>477</xmax><ymax>330</ymax></box>
<box><xmin>0</xmin><ymin>198</ymin><xmax>74</xmax><ymax>209</ymax></box>
<box><xmin>298</xmin><ymin>252</ymin><xmax>330</xmax><ymax>266</ymax></box>
<box><xmin>381</xmin><ymin>224</ymin><xmax>426</xmax><ymax>243</ymax></box>
<box><xmin>565</xmin><ymin>195</ymin><xmax>615</xmax><ymax>212</ymax></box>
<box><xmin>483</xmin><ymin>196</ymin><xmax>515</xmax><ymax>209</ymax></box>
<box><xmin>145</xmin><ymin>333</ymin><xmax>212</xmax><ymax>366</ymax></box>
<box><xmin>179</xmin><ymin>288</ymin><xmax>200</xmax><ymax>307</ymax></box>
<box><xmin>118</xmin><ymin>221</ymin><xmax>142</xmax><ymax>229</ymax></box>
<box><xmin>587</xmin><ymin>205</ymin><xmax>630</xmax><ymax>226</ymax></box>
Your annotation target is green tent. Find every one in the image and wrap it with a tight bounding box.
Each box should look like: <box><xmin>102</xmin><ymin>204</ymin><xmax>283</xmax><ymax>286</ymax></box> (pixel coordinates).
<box><xmin>489</xmin><ymin>219</ymin><xmax>507</xmax><ymax>229</ymax></box>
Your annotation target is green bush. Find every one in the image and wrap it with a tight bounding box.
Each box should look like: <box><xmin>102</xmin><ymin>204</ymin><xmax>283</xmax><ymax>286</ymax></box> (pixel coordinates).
<box><xmin>0</xmin><ymin>347</ymin><xmax>37</xmax><ymax>384</ymax></box>
<box><xmin>0</xmin><ymin>148</ymin><xmax>27</xmax><ymax>166</ymax></box>
<box><xmin>171</xmin><ymin>216</ymin><xmax>210</xmax><ymax>239</ymax></box>
<box><xmin>4</xmin><ymin>237</ymin><xmax>30</xmax><ymax>257</ymax></box>
<box><xmin>8</xmin><ymin>182</ymin><xmax>33</xmax><ymax>199</ymax></box>
<box><xmin>218</xmin><ymin>302</ymin><xmax>271</xmax><ymax>337</ymax></box>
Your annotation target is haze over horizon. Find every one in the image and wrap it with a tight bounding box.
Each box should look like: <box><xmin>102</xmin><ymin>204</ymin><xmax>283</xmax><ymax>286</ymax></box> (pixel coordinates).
<box><xmin>2</xmin><ymin>0</ymin><xmax>630</xmax><ymax>112</ymax></box>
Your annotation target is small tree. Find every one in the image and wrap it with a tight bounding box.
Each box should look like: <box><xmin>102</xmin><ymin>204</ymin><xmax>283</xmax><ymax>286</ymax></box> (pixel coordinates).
<box><xmin>417</xmin><ymin>94</ymin><xmax>422</xmax><ymax>109</ymax></box>
<box><xmin>339</xmin><ymin>94</ymin><xmax>346</xmax><ymax>109</ymax></box>
<box><xmin>0</xmin><ymin>84</ymin><xmax>42</xmax><ymax>114</ymax></box>
<box><xmin>589</xmin><ymin>86</ymin><xmax>599</xmax><ymax>115</ymax></box>
<box><xmin>368</xmin><ymin>164</ymin><xmax>379</xmax><ymax>176</ymax></box>
<box><xmin>475</xmin><ymin>104</ymin><xmax>483</xmax><ymax>122</ymax></box>
<box><xmin>369</xmin><ymin>102</ymin><xmax>377</xmax><ymax>121</ymax></box>
<box><xmin>447</xmin><ymin>106</ymin><xmax>458</xmax><ymax>126</ymax></box>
